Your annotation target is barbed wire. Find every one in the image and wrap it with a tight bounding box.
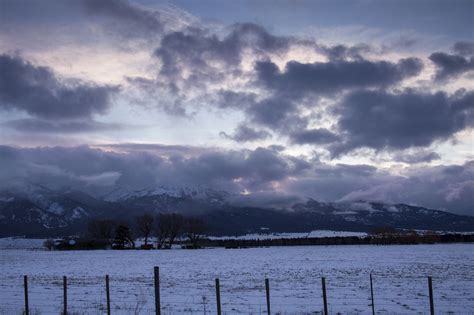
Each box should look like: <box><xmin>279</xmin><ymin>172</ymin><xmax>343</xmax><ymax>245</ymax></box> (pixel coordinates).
<box><xmin>1</xmin><ymin>275</ymin><xmax>473</xmax><ymax>314</ymax></box>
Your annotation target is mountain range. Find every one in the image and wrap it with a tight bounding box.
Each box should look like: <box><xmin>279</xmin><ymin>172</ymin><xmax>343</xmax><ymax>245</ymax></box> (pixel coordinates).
<box><xmin>1</xmin><ymin>183</ymin><xmax>473</xmax><ymax>237</ymax></box>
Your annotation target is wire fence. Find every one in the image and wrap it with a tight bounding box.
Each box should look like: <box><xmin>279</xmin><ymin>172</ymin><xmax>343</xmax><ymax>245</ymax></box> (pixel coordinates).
<box><xmin>0</xmin><ymin>271</ymin><xmax>473</xmax><ymax>314</ymax></box>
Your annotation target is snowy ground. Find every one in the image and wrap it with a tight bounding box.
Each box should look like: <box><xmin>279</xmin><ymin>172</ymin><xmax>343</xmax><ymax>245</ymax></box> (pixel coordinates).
<box><xmin>0</xmin><ymin>244</ymin><xmax>473</xmax><ymax>314</ymax></box>
<box><xmin>208</xmin><ymin>230</ymin><xmax>368</xmax><ymax>240</ymax></box>
<box><xmin>0</xmin><ymin>237</ymin><xmax>46</xmax><ymax>250</ymax></box>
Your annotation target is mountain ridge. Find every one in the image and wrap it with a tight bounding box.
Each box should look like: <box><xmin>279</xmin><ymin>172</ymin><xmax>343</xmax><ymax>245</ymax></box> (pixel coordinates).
<box><xmin>1</xmin><ymin>184</ymin><xmax>473</xmax><ymax>237</ymax></box>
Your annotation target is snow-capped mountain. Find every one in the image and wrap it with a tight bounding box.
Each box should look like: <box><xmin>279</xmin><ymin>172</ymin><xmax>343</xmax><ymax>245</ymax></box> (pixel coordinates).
<box><xmin>0</xmin><ymin>183</ymin><xmax>118</xmax><ymax>236</ymax></box>
<box><xmin>0</xmin><ymin>184</ymin><xmax>97</xmax><ymax>221</ymax></box>
<box><xmin>1</xmin><ymin>184</ymin><xmax>473</xmax><ymax>237</ymax></box>
<box><xmin>290</xmin><ymin>199</ymin><xmax>474</xmax><ymax>232</ymax></box>
<box><xmin>103</xmin><ymin>185</ymin><xmax>231</xmax><ymax>203</ymax></box>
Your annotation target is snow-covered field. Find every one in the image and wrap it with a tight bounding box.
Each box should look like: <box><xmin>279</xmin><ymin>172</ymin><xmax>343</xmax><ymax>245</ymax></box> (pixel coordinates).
<box><xmin>0</xmin><ymin>238</ymin><xmax>46</xmax><ymax>250</ymax></box>
<box><xmin>208</xmin><ymin>230</ymin><xmax>368</xmax><ymax>240</ymax></box>
<box><xmin>1</xmin><ymin>244</ymin><xmax>473</xmax><ymax>314</ymax></box>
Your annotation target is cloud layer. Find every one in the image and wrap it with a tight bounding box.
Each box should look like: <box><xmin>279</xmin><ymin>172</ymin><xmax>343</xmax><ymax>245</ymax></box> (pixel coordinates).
<box><xmin>0</xmin><ymin>144</ymin><xmax>472</xmax><ymax>215</ymax></box>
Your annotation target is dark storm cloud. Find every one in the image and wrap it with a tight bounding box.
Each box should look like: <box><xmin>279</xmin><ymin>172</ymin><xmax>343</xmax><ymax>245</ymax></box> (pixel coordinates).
<box><xmin>229</xmin><ymin>23</ymin><xmax>291</xmax><ymax>53</ymax></box>
<box><xmin>3</xmin><ymin>119</ymin><xmax>122</xmax><ymax>133</ymax></box>
<box><xmin>154</xmin><ymin>23</ymin><xmax>290</xmax><ymax>82</ymax></box>
<box><xmin>289</xmin><ymin>128</ymin><xmax>340</xmax><ymax>145</ymax></box>
<box><xmin>215</xmin><ymin>90</ymin><xmax>258</xmax><ymax>109</ymax></box>
<box><xmin>315</xmin><ymin>163</ymin><xmax>379</xmax><ymax>178</ymax></box>
<box><xmin>220</xmin><ymin>125</ymin><xmax>272</xmax><ymax>142</ymax></box>
<box><xmin>428</xmin><ymin>41</ymin><xmax>474</xmax><ymax>81</ymax></box>
<box><xmin>331</xmin><ymin>89</ymin><xmax>474</xmax><ymax>156</ymax></box>
<box><xmin>0</xmin><ymin>54</ymin><xmax>118</xmax><ymax>119</ymax></box>
<box><xmin>453</xmin><ymin>41</ymin><xmax>474</xmax><ymax>56</ymax></box>
<box><xmin>245</xmin><ymin>96</ymin><xmax>308</xmax><ymax>131</ymax></box>
<box><xmin>319</xmin><ymin>44</ymin><xmax>371</xmax><ymax>61</ymax></box>
<box><xmin>429</xmin><ymin>52</ymin><xmax>474</xmax><ymax>81</ymax></box>
<box><xmin>255</xmin><ymin>57</ymin><xmax>423</xmax><ymax>96</ymax></box>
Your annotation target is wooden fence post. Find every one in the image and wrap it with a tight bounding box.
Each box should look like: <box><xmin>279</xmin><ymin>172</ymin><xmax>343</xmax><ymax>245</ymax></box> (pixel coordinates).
<box><xmin>63</xmin><ymin>276</ymin><xmax>67</xmax><ymax>315</ymax></box>
<box><xmin>322</xmin><ymin>277</ymin><xmax>328</xmax><ymax>315</ymax></box>
<box><xmin>428</xmin><ymin>276</ymin><xmax>434</xmax><ymax>315</ymax></box>
<box><xmin>154</xmin><ymin>267</ymin><xmax>161</xmax><ymax>315</ymax></box>
<box><xmin>23</xmin><ymin>275</ymin><xmax>29</xmax><ymax>315</ymax></box>
<box><xmin>105</xmin><ymin>275</ymin><xmax>111</xmax><ymax>315</ymax></box>
<box><xmin>265</xmin><ymin>278</ymin><xmax>271</xmax><ymax>315</ymax></box>
<box><xmin>215</xmin><ymin>278</ymin><xmax>221</xmax><ymax>315</ymax></box>
<box><xmin>370</xmin><ymin>273</ymin><xmax>375</xmax><ymax>315</ymax></box>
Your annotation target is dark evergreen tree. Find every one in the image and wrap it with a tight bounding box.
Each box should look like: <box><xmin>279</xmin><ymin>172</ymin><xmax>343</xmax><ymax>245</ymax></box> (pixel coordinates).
<box><xmin>113</xmin><ymin>224</ymin><xmax>134</xmax><ymax>249</ymax></box>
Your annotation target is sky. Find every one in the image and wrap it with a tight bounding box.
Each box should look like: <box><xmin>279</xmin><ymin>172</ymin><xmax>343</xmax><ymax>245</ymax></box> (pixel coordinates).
<box><xmin>0</xmin><ymin>0</ymin><xmax>473</xmax><ymax>214</ymax></box>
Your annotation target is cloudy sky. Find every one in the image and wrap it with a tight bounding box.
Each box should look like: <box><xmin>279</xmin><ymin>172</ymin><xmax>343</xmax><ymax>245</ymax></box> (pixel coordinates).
<box><xmin>0</xmin><ymin>0</ymin><xmax>473</xmax><ymax>214</ymax></box>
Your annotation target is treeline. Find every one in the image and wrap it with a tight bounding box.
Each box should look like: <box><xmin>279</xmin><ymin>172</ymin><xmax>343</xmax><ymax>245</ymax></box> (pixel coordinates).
<box><xmin>204</xmin><ymin>232</ymin><xmax>474</xmax><ymax>248</ymax></box>
<box><xmin>45</xmin><ymin>219</ymin><xmax>474</xmax><ymax>250</ymax></box>
<box><xmin>47</xmin><ymin>213</ymin><xmax>207</xmax><ymax>250</ymax></box>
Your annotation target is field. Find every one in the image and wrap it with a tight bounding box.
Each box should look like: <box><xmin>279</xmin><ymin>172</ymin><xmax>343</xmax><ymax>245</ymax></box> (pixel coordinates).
<box><xmin>1</xmin><ymin>244</ymin><xmax>473</xmax><ymax>314</ymax></box>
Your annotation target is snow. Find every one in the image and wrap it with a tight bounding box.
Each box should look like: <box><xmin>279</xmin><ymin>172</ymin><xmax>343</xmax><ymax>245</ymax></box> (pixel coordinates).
<box><xmin>46</xmin><ymin>202</ymin><xmax>65</xmax><ymax>215</ymax></box>
<box><xmin>70</xmin><ymin>206</ymin><xmax>88</xmax><ymax>220</ymax></box>
<box><xmin>386</xmin><ymin>205</ymin><xmax>400</xmax><ymax>213</ymax></box>
<box><xmin>334</xmin><ymin>201</ymin><xmax>380</xmax><ymax>213</ymax></box>
<box><xmin>0</xmin><ymin>237</ymin><xmax>46</xmax><ymax>250</ymax></box>
<box><xmin>102</xmin><ymin>185</ymin><xmax>232</xmax><ymax>203</ymax></box>
<box><xmin>104</xmin><ymin>186</ymin><xmax>203</xmax><ymax>202</ymax></box>
<box><xmin>209</xmin><ymin>230</ymin><xmax>368</xmax><ymax>240</ymax></box>
<box><xmin>0</xmin><ymin>244</ymin><xmax>473</xmax><ymax>314</ymax></box>
<box><xmin>333</xmin><ymin>210</ymin><xmax>358</xmax><ymax>215</ymax></box>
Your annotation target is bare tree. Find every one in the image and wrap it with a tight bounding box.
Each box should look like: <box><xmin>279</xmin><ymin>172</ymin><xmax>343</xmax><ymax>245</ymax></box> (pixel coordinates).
<box><xmin>136</xmin><ymin>213</ymin><xmax>154</xmax><ymax>247</ymax></box>
<box><xmin>166</xmin><ymin>213</ymin><xmax>184</xmax><ymax>249</ymax></box>
<box><xmin>185</xmin><ymin>217</ymin><xmax>207</xmax><ymax>248</ymax></box>
<box><xmin>87</xmin><ymin>219</ymin><xmax>116</xmax><ymax>243</ymax></box>
<box><xmin>155</xmin><ymin>213</ymin><xmax>185</xmax><ymax>249</ymax></box>
<box><xmin>155</xmin><ymin>213</ymin><xmax>171</xmax><ymax>249</ymax></box>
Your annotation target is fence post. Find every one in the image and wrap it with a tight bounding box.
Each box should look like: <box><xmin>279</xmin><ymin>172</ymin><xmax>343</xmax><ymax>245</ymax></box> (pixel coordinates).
<box><xmin>154</xmin><ymin>267</ymin><xmax>161</xmax><ymax>315</ymax></box>
<box><xmin>322</xmin><ymin>277</ymin><xmax>328</xmax><ymax>315</ymax></box>
<box><xmin>428</xmin><ymin>276</ymin><xmax>434</xmax><ymax>315</ymax></box>
<box><xmin>215</xmin><ymin>278</ymin><xmax>221</xmax><ymax>315</ymax></box>
<box><xmin>265</xmin><ymin>278</ymin><xmax>271</xmax><ymax>315</ymax></box>
<box><xmin>63</xmin><ymin>276</ymin><xmax>67</xmax><ymax>315</ymax></box>
<box><xmin>23</xmin><ymin>275</ymin><xmax>29</xmax><ymax>315</ymax></box>
<box><xmin>105</xmin><ymin>275</ymin><xmax>111</xmax><ymax>315</ymax></box>
<box><xmin>370</xmin><ymin>273</ymin><xmax>375</xmax><ymax>315</ymax></box>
